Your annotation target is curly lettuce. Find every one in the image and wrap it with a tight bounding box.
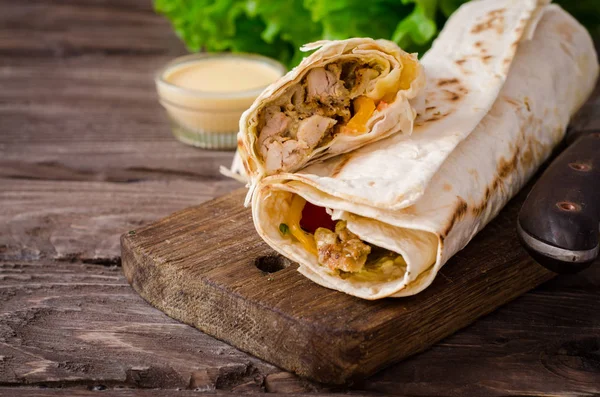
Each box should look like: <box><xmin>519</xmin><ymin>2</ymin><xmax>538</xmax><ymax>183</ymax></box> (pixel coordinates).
<box><xmin>154</xmin><ymin>0</ymin><xmax>600</xmax><ymax>68</ymax></box>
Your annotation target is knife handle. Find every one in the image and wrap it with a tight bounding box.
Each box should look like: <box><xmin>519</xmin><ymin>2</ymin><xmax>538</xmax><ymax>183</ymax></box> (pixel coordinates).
<box><xmin>518</xmin><ymin>131</ymin><xmax>600</xmax><ymax>274</ymax></box>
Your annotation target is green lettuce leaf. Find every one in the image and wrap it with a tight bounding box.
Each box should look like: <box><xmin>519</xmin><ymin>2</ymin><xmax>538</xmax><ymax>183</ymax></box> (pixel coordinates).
<box><xmin>154</xmin><ymin>0</ymin><xmax>599</xmax><ymax>68</ymax></box>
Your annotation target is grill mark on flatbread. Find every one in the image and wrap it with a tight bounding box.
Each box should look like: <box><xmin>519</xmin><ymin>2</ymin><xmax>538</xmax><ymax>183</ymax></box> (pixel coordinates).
<box><xmin>497</xmin><ymin>149</ymin><xmax>520</xmax><ymax>179</ymax></box>
<box><xmin>524</xmin><ymin>97</ymin><xmax>532</xmax><ymax>112</ymax></box>
<box><xmin>443</xmin><ymin>198</ymin><xmax>468</xmax><ymax>237</ymax></box>
<box><xmin>419</xmin><ymin>111</ymin><xmax>453</xmax><ymax>125</ymax></box>
<box><xmin>437</xmin><ymin>78</ymin><xmax>460</xmax><ymax>87</ymax></box>
<box><xmin>330</xmin><ymin>154</ymin><xmax>352</xmax><ymax>178</ymax></box>
<box><xmin>481</xmin><ymin>55</ymin><xmax>494</xmax><ymax>64</ymax></box>
<box><xmin>454</xmin><ymin>58</ymin><xmax>473</xmax><ymax>76</ymax></box>
<box><xmin>475</xmin><ymin>40</ymin><xmax>490</xmax><ymax>55</ymax></box>
<box><xmin>471</xmin><ymin>8</ymin><xmax>506</xmax><ymax>35</ymax></box>
<box><xmin>471</xmin><ymin>150</ymin><xmax>521</xmax><ymax>217</ymax></box>
<box><xmin>417</xmin><ymin>79</ymin><xmax>469</xmax><ymax>125</ymax></box>
<box><xmin>504</xmin><ymin>97</ymin><xmax>522</xmax><ymax>108</ymax></box>
<box><xmin>443</xmin><ymin>89</ymin><xmax>461</xmax><ymax>101</ymax></box>
<box><xmin>470</xmin><ymin>113</ymin><xmax>547</xmax><ymax>217</ymax></box>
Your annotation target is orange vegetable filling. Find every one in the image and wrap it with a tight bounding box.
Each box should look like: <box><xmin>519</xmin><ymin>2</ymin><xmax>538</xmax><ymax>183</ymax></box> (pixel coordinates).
<box><xmin>342</xmin><ymin>96</ymin><xmax>376</xmax><ymax>135</ymax></box>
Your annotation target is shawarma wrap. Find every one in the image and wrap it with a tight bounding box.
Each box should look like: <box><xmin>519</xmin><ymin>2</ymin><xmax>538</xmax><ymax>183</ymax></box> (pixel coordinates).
<box><xmin>236</xmin><ymin>38</ymin><xmax>426</xmax><ymax>202</ymax></box>
<box><xmin>251</xmin><ymin>1</ymin><xmax>599</xmax><ymax>299</ymax></box>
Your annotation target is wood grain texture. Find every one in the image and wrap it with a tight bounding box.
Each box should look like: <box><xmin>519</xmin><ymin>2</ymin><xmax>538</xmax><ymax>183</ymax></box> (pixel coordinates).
<box><xmin>0</xmin><ymin>389</ymin><xmax>368</xmax><ymax>397</ymax></box>
<box><xmin>1</xmin><ymin>0</ymin><xmax>599</xmax><ymax>394</ymax></box>
<box><xmin>0</xmin><ymin>0</ymin><xmax>236</xmax><ymax>186</ymax></box>
<box><xmin>0</xmin><ymin>0</ymin><xmax>184</xmax><ymax>58</ymax></box>
<box><xmin>0</xmin><ymin>179</ymin><xmax>238</xmax><ymax>263</ymax></box>
<box><xmin>363</xmin><ymin>270</ymin><xmax>600</xmax><ymax>396</ymax></box>
<box><xmin>0</xmin><ymin>260</ymin><xmax>284</xmax><ymax>391</ymax></box>
<box><xmin>0</xmin><ymin>52</ymin><xmax>237</xmax><ymax>186</ymax></box>
<box><xmin>121</xmin><ymin>184</ymin><xmax>560</xmax><ymax>385</ymax></box>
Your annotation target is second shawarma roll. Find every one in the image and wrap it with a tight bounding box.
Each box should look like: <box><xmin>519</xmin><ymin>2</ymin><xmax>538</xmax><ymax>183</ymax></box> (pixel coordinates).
<box><xmin>236</xmin><ymin>38</ymin><xmax>426</xmax><ymax>203</ymax></box>
<box><xmin>251</xmin><ymin>0</ymin><xmax>599</xmax><ymax>299</ymax></box>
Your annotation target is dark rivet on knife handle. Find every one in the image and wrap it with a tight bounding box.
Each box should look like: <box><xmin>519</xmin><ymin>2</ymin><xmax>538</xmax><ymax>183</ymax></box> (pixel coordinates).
<box><xmin>557</xmin><ymin>201</ymin><xmax>581</xmax><ymax>212</ymax></box>
<box><xmin>569</xmin><ymin>162</ymin><xmax>592</xmax><ymax>171</ymax></box>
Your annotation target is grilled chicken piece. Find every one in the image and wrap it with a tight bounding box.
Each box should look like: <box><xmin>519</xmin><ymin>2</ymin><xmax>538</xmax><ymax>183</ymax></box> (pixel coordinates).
<box><xmin>306</xmin><ymin>67</ymin><xmax>348</xmax><ymax>102</ymax></box>
<box><xmin>326</xmin><ymin>63</ymin><xmax>342</xmax><ymax>79</ymax></box>
<box><xmin>291</xmin><ymin>85</ymin><xmax>306</xmax><ymax>108</ymax></box>
<box><xmin>315</xmin><ymin>221</ymin><xmax>371</xmax><ymax>273</ymax></box>
<box><xmin>297</xmin><ymin>115</ymin><xmax>337</xmax><ymax>149</ymax></box>
<box><xmin>258</xmin><ymin>108</ymin><xmax>291</xmax><ymax>158</ymax></box>
<box><xmin>352</xmin><ymin>68</ymin><xmax>380</xmax><ymax>96</ymax></box>
<box><xmin>258</xmin><ymin>61</ymin><xmax>382</xmax><ymax>171</ymax></box>
<box><xmin>260</xmin><ymin>106</ymin><xmax>337</xmax><ymax>173</ymax></box>
<box><xmin>264</xmin><ymin>140</ymin><xmax>284</xmax><ymax>172</ymax></box>
<box><xmin>281</xmin><ymin>140</ymin><xmax>304</xmax><ymax>169</ymax></box>
<box><xmin>264</xmin><ymin>139</ymin><xmax>307</xmax><ymax>173</ymax></box>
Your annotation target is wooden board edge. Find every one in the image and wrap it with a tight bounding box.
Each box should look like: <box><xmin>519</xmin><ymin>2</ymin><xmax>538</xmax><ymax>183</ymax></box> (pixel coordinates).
<box><xmin>348</xmin><ymin>256</ymin><xmax>555</xmax><ymax>381</ymax></box>
<box><xmin>121</xmin><ymin>230</ymin><xmax>368</xmax><ymax>384</ymax></box>
<box><xmin>120</xmin><ymin>222</ymin><xmax>555</xmax><ymax>385</ymax></box>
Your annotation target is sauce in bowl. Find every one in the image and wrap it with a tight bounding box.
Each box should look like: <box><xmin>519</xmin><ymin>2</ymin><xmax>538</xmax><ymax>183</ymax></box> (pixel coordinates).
<box><xmin>156</xmin><ymin>53</ymin><xmax>286</xmax><ymax>150</ymax></box>
<box><xmin>165</xmin><ymin>58</ymin><xmax>283</xmax><ymax>93</ymax></box>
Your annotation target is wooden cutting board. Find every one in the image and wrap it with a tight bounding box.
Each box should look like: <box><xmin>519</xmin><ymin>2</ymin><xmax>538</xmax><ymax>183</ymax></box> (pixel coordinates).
<box><xmin>121</xmin><ymin>82</ymin><xmax>599</xmax><ymax>385</ymax></box>
<box><xmin>120</xmin><ymin>184</ymin><xmax>552</xmax><ymax>385</ymax></box>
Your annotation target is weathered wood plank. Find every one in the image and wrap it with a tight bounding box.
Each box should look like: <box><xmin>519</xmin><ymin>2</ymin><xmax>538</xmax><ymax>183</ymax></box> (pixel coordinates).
<box><xmin>0</xmin><ymin>179</ymin><xmax>238</xmax><ymax>263</ymax></box>
<box><xmin>0</xmin><ymin>0</ymin><xmax>185</xmax><ymax>58</ymax></box>
<box><xmin>362</xmin><ymin>273</ymin><xmax>600</xmax><ymax>396</ymax></box>
<box><xmin>0</xmin><ymin>0</ymin><xmax>236</xmax><ymax>186</ymax></box>
<box><xmin>0</xmin><ymin>260</ymin><xmax>286</xmax><ymax>391</ymax></box>
<box><xmin>0</xmin><ymin>389</ymin><xmax>368</xmax><ymax>397</ymax></box>
<box><xmin>0</xmin><ymin>259</ymin><xmax>597</xmax><ymax>395</ymax></box>
<box><xmin>0</xmin><ymin>55</ymin><xmax>237</xmax><ymax>184</ymax></box>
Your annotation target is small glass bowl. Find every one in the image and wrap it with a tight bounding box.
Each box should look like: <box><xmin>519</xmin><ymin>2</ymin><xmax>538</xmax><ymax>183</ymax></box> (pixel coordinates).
<box><xmin>155</xmin><ymin>53</ymin><xmax>286</xmax><ymax>150</ymax></box>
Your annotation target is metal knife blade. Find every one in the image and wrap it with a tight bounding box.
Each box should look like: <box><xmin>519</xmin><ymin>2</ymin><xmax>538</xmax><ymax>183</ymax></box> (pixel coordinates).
<box><xmin>517</xmin><ymin>129</ymin><xmax>600</xmax><ymax>274</ymax></box>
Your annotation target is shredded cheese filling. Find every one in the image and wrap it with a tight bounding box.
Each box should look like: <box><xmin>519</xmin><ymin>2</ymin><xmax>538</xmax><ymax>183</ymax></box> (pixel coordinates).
<box><xmin>287</xmin><ymin>195</ymin><xmax>317</xmax><ymax>255</ymax></box>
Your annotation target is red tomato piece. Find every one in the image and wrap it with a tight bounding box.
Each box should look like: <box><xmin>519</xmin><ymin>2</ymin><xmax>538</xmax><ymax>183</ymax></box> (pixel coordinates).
<box><xmin>300</xmin><ymin>201</ymin><xmax>337</xmax><ymax>234</ymax></box>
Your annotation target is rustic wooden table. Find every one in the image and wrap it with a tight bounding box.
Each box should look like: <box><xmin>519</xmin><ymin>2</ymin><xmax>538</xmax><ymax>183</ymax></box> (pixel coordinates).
<box><xmin>1</xmin><ymin>0</ymin><xmax>599</xmax><ymax>395</ymax></box>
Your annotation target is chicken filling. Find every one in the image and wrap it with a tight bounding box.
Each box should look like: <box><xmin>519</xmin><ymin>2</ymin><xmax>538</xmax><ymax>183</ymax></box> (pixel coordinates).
<box><xmin>280</xmin><ymin>195</ymin><xmax>407</xmax><ymax>281</ymax></box>
<box><xmin>258</xmin><ymin>60</ymin><xmax>388</xmax><ymax>173</ymax></box>
<box><xmin>314</xmin><ymin>221</ymin><xmax>371</xmax><ymax>273</ymax></box>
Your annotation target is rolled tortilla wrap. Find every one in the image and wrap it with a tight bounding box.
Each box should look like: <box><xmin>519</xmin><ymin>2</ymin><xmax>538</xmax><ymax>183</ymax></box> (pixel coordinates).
<box><xmin>237</xmin><ymin>38</ymin><xmax>425</xmax><ymax>203</ymax></box>
<box><xmin>252</xmin><ymin>3</ymin><xmax>599</xmax><ymax>299</ymax></box>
